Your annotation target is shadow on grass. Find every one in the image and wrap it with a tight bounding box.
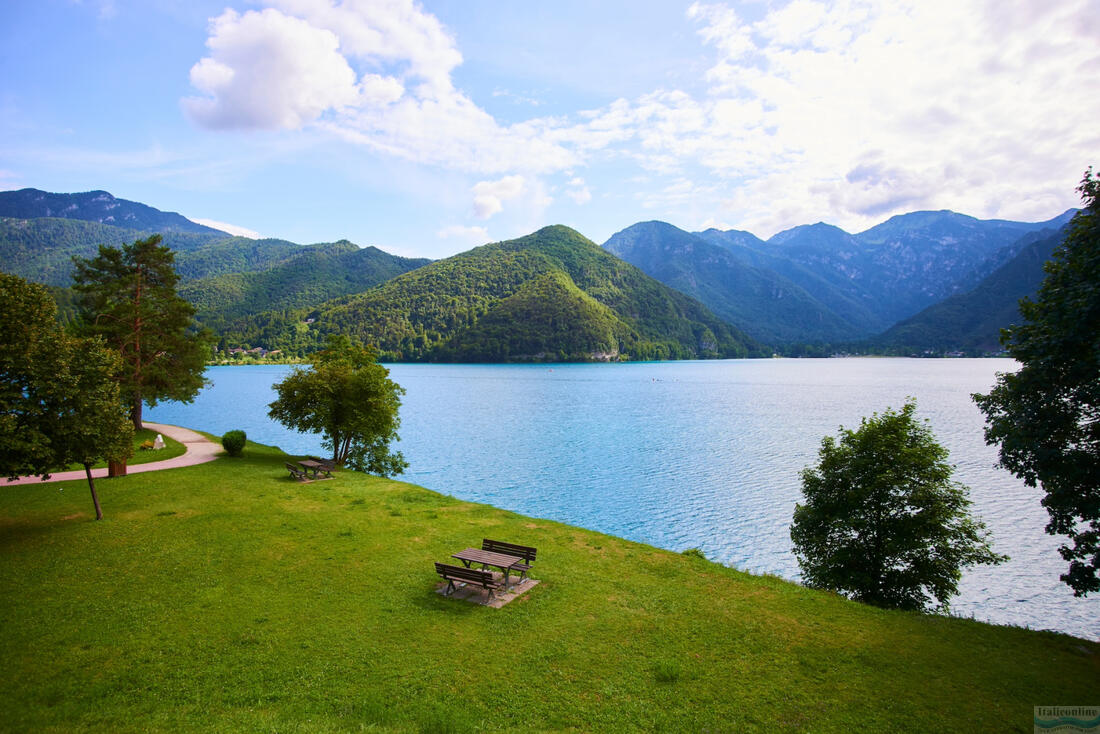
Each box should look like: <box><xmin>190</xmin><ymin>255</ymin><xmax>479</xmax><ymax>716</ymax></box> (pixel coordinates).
<box><xmin>0</xmin><ymin>514</ymin><xmax>91</xmax><ymax>549</ymax></box>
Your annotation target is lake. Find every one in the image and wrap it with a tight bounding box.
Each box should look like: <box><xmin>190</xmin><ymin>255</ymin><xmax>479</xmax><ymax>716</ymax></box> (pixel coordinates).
<box><xmin>146</xmin><ymin>358</ymin><xmax>1099</xmax><ymax>640</ymax></box>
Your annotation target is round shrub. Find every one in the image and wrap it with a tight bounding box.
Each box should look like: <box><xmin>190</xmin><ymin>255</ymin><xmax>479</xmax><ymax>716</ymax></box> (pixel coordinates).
<box><xmin>221</xmin><ymin>430</ymin><xmax>246</xmax><ymax>457</ymax></box>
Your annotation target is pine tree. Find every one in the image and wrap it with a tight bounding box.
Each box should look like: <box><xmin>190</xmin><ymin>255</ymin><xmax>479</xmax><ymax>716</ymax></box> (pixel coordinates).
<box><xmin>72</xmin><ymin>235</ymin><xmax>211</xmax><ymax>429</ymax></box>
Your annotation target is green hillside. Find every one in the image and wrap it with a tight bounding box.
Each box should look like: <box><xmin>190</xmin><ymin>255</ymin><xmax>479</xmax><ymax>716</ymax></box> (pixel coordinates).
<box><xmin>182</xmin><ymin>240</ymin><xmax>430</xmax><ymax>329</ymax></box>
<box><xmin>236</xmin><ymin>224</ymin><xmax>761</xmax><ymax>361</ymax></box>
<box><xmin>0</xmin><ymin>217</ymin><xmax>224</xmax><ymax>286</ymax></box>
<box><xmin>173</xmin><ymin>236</ymin><xmax>306</xmax><ymax>280</ymax></box>
<box><xmin>1</xmin><ymin>439</ymin><xmax>1095</xmax><ymax>732</ymax></box>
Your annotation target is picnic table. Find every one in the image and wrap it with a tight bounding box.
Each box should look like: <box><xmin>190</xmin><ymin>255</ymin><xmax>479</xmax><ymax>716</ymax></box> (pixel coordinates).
<box><xmin>298</xmin><ymin>459</ymin><xmax>333</xmax><ymax>480</ymax></box>
<box><xmin>452</xmin><ymin>547</ymin><xmax>525</xmax><ymax>591</ymax></box>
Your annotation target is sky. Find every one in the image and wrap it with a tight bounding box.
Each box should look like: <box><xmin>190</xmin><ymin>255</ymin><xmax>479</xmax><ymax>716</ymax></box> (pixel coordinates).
<box><xmin>2</xmin><ymin>0</ymin><xmax>1097</xmax><ymax>259</ymax></box>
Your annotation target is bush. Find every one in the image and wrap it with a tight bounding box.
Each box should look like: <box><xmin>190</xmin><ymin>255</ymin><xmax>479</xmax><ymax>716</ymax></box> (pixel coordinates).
<box><xmin>221</xmin><ymin>430</ymin><xmax>246</xmax><ymax>457</ymax></box>
<box><xmin>139</xmin><ymin>440</ymin><xmax>156</xmax><ymax>451</ymax></box>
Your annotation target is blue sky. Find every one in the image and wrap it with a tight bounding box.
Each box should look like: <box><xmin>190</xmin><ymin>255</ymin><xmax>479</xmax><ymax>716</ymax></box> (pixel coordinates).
<box><xmin>2</xmin><ymin>0</ymin><xmax>1097</xmax><ymax>259</ymax></box>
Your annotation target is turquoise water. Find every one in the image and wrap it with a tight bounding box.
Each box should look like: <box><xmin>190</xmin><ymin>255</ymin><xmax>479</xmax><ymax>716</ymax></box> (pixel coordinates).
<box><xmin>147</xmin><ymin>358</ymin><xmax>1099</xmax><ymax>640</ymax></box>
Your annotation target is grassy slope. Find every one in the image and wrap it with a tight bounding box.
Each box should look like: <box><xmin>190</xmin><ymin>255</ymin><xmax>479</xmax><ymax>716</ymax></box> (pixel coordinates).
<box><xmin>1</xmin><ymin>440</ymin><xmax>1096</xmax><ymax>733</ymax></box>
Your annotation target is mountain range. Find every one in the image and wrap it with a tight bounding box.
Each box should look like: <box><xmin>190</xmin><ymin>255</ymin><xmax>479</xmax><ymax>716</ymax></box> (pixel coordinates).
<box><xmin>605</xmin><ymin>209</ymin><xmax>1074</xmax><ymax>347</ymax></box>
<box><xmin>0</xmin><ymin>187</ymin><xmax>1077</xmax><ymax>359</ymax></box>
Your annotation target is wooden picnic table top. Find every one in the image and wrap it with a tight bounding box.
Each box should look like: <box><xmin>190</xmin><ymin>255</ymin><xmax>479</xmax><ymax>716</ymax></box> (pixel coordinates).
<box><xmin>452</xmin><ymin>547</ymin><xmax>524</xmax><ymax>569</ymax></box>
<box><xmin>299</xmin><ymin>459</ymin><xmax>325</xmax><ymax>468</ymax></box>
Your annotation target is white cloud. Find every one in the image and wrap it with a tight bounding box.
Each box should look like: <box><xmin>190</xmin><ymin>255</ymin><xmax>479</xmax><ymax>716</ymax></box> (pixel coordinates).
<box><xmin>185</xmin><ymin>1</ymin><xmax>576</xmax><ymax>177</ymax></box>
<box><xmin>182</xmin><ymin>0</ymin><xmax>1100</xmax><ymax>238</ymax></box>
<box><xmin>661</xmin><ymin>0</ymin><xmax>1099</xmax><ymax>235</ymax></box>
<box><xmin>566</xmin><ymin>177</ymin><xmax>591</xmax><ymax>205</ymax></box>
<box><xmin>268</xmin><ymin>0</ymin><xmax>463</xmax><ymax>95</ymax></box>
<box><xmin>183</xmin><ymin>8</ymin><xmax>360</xmax><ymax>130</ymax></box>
<box><xmin>437</xmin><ymin>224</ymin><xmax>488</xmax><ymax>243</ymax></box>
<box><xmin>472</xmin><ymin>175</ymin><xmax>527</xmax><ymax>219</ymax></box>
<box><xmin>189</xmin><ymin>217</ymin><xmax>263</xmax><ymax>239</ymax></box>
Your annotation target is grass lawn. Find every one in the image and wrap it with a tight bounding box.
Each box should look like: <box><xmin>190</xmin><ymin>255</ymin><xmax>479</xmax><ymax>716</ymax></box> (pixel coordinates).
<box><xmin>63</xmin><ymin>427</ymin><xmax>187</xmax><ymax>471</ymax></box>
<box><xmin>1</xmin><ymin>438</ymin><xmax>1096</xmax><ymax>732</ymax></box>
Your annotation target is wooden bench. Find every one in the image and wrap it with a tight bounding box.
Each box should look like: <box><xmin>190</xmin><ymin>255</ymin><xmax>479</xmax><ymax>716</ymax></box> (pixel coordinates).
<box><xmin>306</xmin><ymin>457</ymin><xmax>337</xmax><ymax>477</ymax></box>
<box><xmin>482</xmin><ymin>539</ymin><xmax>537</xmax><ymax>582</ymax></box>
<box><xmin>285</xmin><ymin>463</ymin><xmax>309</xmax><ymax>481</ymax></box>
<box><xmin>434</xmin><ymin>562</ymin><xmax>504</xmax><ymax>600</ymax></box>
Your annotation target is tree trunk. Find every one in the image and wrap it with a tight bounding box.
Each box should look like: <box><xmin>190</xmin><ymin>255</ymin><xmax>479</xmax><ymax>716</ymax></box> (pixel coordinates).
<box><xmin>131</xmin><ymin>396</ymin><xmax>143</xmax><ymax>431</ymax></box>
<box><xmin>84</xmin><ymin>463</ymin><xmax>103</xmax><ymax>521</ymax></box>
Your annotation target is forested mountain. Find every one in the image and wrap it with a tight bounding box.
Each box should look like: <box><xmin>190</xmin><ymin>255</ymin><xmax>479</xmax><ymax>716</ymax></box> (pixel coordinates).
<box><xmin>0</xmin><ymin>217</ymin><xmax>226</xmax><ymax>286</ymax></box>
<box><xmin>0</xmin><ymin>189</ymin><xmax>428</xmax><ymax>336</ymax></box>
<box><xmin>0</xmin><ymin>188</ymin><xmax>223</xmax><ymax>235</ymax></box>
<box><xmin>604</xmin><ymin>221</ymin><xmax>861</xmax><ymax>343</ymax></box>
<box><xmin>612</xmin><ymin>209</ymin><xmax>1075</xmax><ymax>345</ymax></box>
<box><xmin>219</xmin><ymin>225</ymin><xmax>762</xmax><ymax>362</ymax></box>
<box><xmin>2</xmin><ymin>187</ymin><xmax>1078</xmax><ymax>360</ymax></box>
<box><xmin>182</xmin><ymin>241</ymin><xmax>430</xmax><ymax>329</ymax></box>
<box><xmin>870</xmin><ymin>226</ymin><xmax>1069</xmax><ymax>353</ymax></box>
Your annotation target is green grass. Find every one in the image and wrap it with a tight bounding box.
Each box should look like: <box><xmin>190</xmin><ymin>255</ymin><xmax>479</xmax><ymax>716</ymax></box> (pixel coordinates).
<box><xmin>63</xmin><ymin>427</ymin><xmax>187</xmax><ymax>471</ymax></box>
<box><xmin>1</xmin><ymin>439</ymin><xmax>1096</xmax><ymax>733</ymax></box>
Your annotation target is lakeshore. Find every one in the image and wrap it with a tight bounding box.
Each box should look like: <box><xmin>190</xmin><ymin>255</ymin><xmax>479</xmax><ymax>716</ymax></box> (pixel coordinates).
<box><xmin>147</xmin><ymin>359</ymin><xmax>1100</xmax><ymax>640</ymax></box>
<box><xmin>1</xmin><ymin>431</ymin><xmax>1097</xmax><ymax>732</ymax></box>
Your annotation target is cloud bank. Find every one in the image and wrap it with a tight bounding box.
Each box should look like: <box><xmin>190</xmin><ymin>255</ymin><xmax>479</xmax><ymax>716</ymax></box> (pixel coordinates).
<box><xmin>184</xmin><ymin>0</ymin><xmax>1100</xmax><ymax>236</ymax></box>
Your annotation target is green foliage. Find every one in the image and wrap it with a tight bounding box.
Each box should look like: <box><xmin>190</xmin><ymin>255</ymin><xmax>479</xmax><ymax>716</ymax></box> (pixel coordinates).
<box><xmin>72</xmin><ymin>234</ymin><xmax>213</xmax><ymax>427</ymax></box>
<box><xmin>268</xmin><ymin>336</ymin><xmax>407</xmax><ymax>476</ymax></box>
<box><xmin>0</xmin><ymin>272</ymin><xmax>61</xmax><ymax>477</ymax></box>
<box><xmin>173</xmin><ymin>236</ymin><xmax>305</xmax><ymax>281</ymax></box>
<box><xmin>791</xmin><ymin>400</ymin><xmax>1006</xmax><ymax>613</ymax></box>
<box><xmin>0</xmin><ymin>272</ymin><xmax>133</xmax><ymax>518</ymax></box>
<box><xmin>681</xmin><ymin>547</ymin><xmax>707</xmax><ymax>560</ymax></box>
<box><xmin>221</xmin><ymin>430</ymin><xmax>246</xmax><ymax>457</ymax></box>
<box><xmin>232</xmin><ymin>225</ymin><xmax>760</xmax><ymax>362</ymax></box>
<box><xmin>974</xmin><ymin>168</ymin><xmax>1100</xmax><ymax>596</ymax></box>
<box><xmin>183</xmin><ymin>240</ymin><xmax>429</xmax><ymax>331</ymax></box>
<box><xmin>0</xmin><ymin>216</ymin><xmax>222</xmax><ymax>286</ymax></box>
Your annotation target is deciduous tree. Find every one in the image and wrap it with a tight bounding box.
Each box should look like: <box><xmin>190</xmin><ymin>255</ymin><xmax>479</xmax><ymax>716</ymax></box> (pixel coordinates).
<box><xmin>268</xmin><ymin>336</ymin><xmax>407</xmax><ymax>476</ymax></box>
<box><xmin>72</xmin><ymin>234</ymin><xmax>211</xmax><ymax>429</ymax></box>
<box><xmin>790</xmin><ymin>400</ymin><xmax>1005</xmax><ymax>612</ymax></box>
<box><xmin>974</xmin><ymin>168</ymin><xmax>1100</xmax><ymax>595</ymax></box>
<box><xmin>1</xmin><ymin>273</ymin><xmax>133</xmax><ymax>519</ymax></box>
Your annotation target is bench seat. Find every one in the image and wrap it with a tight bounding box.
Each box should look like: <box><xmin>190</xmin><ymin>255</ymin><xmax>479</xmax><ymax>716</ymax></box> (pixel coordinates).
<box><xmin>434</xmin><ymin>562</ymin><xmax>504</xmax><ymax>600</ymax></box>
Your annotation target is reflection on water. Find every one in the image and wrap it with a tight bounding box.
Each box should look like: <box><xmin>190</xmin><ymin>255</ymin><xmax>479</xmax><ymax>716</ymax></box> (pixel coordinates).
<box><xmin>148</xmin><ymin>358</ymin><xmax>1099</xmax><ymax>640</ymax></box>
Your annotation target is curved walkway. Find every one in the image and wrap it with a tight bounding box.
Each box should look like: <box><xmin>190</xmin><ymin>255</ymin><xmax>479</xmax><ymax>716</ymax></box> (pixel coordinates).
<box><xmin>3</xmin><ymin>422</ymin><xmax>221</xmax><ymax>486</ymax></box>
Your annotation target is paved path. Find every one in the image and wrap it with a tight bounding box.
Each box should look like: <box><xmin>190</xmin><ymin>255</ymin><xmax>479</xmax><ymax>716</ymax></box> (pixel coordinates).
<box><xmin>3</xmin><ymin>422</ymin><xmax>221</xmax><ymax>486</ymax></box>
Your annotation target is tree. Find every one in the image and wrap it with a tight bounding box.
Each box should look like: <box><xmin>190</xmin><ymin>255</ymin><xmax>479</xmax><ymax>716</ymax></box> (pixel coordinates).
<box><xmin>72</xmin><ymin>234</ymin><xmax>211</xmax><ymax>430</ymax></box>
<box><xmin>1</xmin><ymin>273</ymin><xmax>133</xmax><ymax>519</ymax></box>
<box><xmin>268</xmin><ymin>336</ymin><xmax>408</xmax><ymax>476</ymax></box>
<box><xmin>1</xmin><ymin>272</ymin><xmax>62</xmax><ymax>477</ymax></box>
<box><xmin>790</xmin><ymin>401</ymin><xmax>1006</xmax><ymax>612</ymax></box>
<box><xmin>974</xmin><ymin>168</ymin><xmax>1100</xmax><ymax>596</ymax></box>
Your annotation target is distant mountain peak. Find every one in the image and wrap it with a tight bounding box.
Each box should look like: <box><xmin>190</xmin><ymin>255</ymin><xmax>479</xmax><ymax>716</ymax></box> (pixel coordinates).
<box><xmin>767</xmin><ymin>221</ymin><xmax>856</xmax><ymax>247</ymax></box>
<box><xmin>0</xmin><ymin>187</ymin><xmax>225</xmax><ymax>236</ymax></box>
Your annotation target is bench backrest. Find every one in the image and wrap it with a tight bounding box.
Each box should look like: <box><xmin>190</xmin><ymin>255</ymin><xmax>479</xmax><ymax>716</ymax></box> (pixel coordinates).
<box><xmin>434</xmin><ymin>562</ymin><xmax>496</xmax><ymax>586</ymax></box>
<box><xmin>286</xmin><ymin>463</ymin><xmax>303</xmax><ymax>473</ymax></box>
<box><xmin>482</xmin><ymin>539</ymin><xmax>537</xmax><ymax>563</ymax></box>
